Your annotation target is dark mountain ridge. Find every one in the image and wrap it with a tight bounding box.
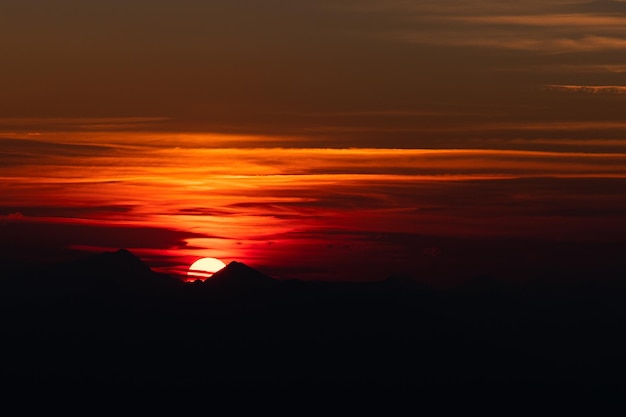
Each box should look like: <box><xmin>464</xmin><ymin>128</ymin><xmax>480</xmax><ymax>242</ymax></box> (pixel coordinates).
<box><xmin>1</xmin><ymin>249</ymin><xmax>625</xmax><ymax>407</ymax></box>
<box><xmin>1</xmin><ymin>248</ymin><xmax>181</xmax><ymax>298</ymax></box>
<box><xmin>202</xmin><ymin>260</ymin><xmax>277</xmax><ymax>290</ymax></box>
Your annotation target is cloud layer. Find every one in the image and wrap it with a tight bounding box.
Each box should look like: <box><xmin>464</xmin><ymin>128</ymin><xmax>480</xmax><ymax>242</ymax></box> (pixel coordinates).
<box><xmin>2</xmin><ymin>134</ymin><xmax>626</xmax><ymax>281</ymax></box>
<box><xmin>1</xmin><ymin>1</ymin><xmax>626</xmax><ymax>144</ymax></box>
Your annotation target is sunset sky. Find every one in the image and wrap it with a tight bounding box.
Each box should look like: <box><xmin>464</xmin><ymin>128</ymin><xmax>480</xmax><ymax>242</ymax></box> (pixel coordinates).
<box><xmin>2</xmin><ymin>0</ymin><xmax>626</xmax><ymax>284</ymax></box>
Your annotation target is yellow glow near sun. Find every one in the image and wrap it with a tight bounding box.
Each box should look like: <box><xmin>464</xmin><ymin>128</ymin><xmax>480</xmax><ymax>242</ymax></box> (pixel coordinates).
<box><xmin>187</xmin><ymin>257</ymin><xmax>227</xmax><ymax>280</ymax></box>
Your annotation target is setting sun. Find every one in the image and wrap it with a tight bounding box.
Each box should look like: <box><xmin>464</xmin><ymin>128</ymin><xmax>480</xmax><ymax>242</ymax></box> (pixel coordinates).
<box><xmin>187</xmin><ymin>257</ymin><xmax>227</xmax><ymax>281</ymax></box>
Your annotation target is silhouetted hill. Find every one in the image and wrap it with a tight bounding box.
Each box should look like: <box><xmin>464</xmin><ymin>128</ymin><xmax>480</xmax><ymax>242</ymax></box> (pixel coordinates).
<box><xmin>0</xmin><ymin>248</ymin><xmax>181</xmax><ymax>299</ymax></box>
<box><xmin>76</xmin><ymin>248</ymin><xmax>181</xmax><ymax>292</ymax></box>
<box><xmin>2</xmin><ymin>249</ymin><xmax>626</xmax><ymax>410</ymax></box>
<box><xmin>202</xmin><ymin>260</ymin><xmax>277</xmax><ymax>290</ymax></box>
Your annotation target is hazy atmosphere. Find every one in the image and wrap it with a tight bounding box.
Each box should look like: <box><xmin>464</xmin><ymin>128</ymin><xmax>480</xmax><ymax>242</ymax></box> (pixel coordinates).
<box><xmin>2</xmin><ymin>0</ymin><xmax>626</xmax><ymax>283</ymax></box>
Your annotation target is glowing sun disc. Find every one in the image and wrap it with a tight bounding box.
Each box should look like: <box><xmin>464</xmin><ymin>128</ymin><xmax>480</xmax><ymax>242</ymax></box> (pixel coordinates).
<box><xmin>187</xmin><ymin>257</ymin><xmax>227</xmax><ymax>280</ymax></box>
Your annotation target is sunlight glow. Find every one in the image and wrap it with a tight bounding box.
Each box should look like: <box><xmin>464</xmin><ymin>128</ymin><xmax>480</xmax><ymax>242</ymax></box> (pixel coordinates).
<box><xmin>187</xmin><ymin>257</ymin><xmax>227</xmax><ymax>281</ymax></box>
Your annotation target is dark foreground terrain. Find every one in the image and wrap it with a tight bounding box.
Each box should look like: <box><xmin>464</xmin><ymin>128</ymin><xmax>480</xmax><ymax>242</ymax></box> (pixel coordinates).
<box><xmin>1</xmin><ymin>249</ymin><xmax>626</xmax><ymax>412</ymax></box>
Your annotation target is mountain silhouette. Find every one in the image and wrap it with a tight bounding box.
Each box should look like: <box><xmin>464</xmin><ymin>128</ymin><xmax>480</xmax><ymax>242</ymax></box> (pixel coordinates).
<box><xmin>2</xmin><ymin>248</ymin><xmax>626</xmax><ymax>409</ymax></box>
<box><xmin>2</xmin><ymin>248</ymin><xmax>181</xmax><ymax>298</ymax></box>
<box><xmin>79</xmin><ymin>248</ymin><xmax>182</xmax><ymax>292</ymax></box>
<box><xmin>202</xmin><ymin>260</ymin><xmax>277</xmax><ymax>290</ymax></box>
<box><xmin>94</xmin><ymin>248</ymin><xmax>153</xmax><ymax>275</ymax></box>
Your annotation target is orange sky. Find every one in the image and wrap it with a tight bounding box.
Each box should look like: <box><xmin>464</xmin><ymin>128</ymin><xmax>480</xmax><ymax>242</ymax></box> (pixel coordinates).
<box><xmin>1</xmin><ymin>1</ymin><xmax>626</xmax><ymax>283</ymax></box>
<box><xmin>2</xmin><ymin>131</ymin><xmax>626</xmax><ymax>283</ymax></box>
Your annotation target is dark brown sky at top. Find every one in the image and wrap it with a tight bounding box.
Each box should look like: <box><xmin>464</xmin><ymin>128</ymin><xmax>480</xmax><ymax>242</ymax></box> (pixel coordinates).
<box><xmin>2</xmin><ymin>0</ymin><xmax>626</xmax><ymax>148</ymax></box>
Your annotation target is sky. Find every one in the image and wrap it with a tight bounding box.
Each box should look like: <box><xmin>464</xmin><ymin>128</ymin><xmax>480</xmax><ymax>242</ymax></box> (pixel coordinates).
<box><xmin>1</xmin><ymin>0</ymin><xmax>626</xmax><ymax>284</ymax></box>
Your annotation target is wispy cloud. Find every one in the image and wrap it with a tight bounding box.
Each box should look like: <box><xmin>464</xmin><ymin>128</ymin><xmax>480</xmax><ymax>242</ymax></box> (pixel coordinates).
<box><xmin>544</xmin><ymin>84</ymin><xmax>626</xmax><ymax>94</ymax></box>
<box><xmin>0</xmin><ymin>117</ymin><xmax>170</xmax><ymax>132</ymax></box>
<box><xmin>342</xmin><ymin>1</ymin><xmax>626</xmax><ymax>53</ymax></box>
<box><xmin>391</xmin><ymin>32</ymin><xmax>626</xmax><ymax>53</ymax></box>
<box><xmin>450</xmin><ymin>14</ymin><xmax>626</xmax><ymax>27</ymax></box>
<box><xmin>511</xmin><ymin>64</ymin><xmax>626</xmax><ymax>74</ymax></box>
<box><xmin>296</xmin><ymin>110</ymin><xmax>456</xmax><ymax>117</ymax></box>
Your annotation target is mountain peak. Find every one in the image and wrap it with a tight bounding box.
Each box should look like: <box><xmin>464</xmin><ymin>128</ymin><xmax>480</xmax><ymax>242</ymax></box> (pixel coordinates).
<box><xmin>113</xmin><ymin>248</ymin><xmax>136</xmax><ymax>258</ymax></box>
<box><xmin>96</xmin><ymin>248</ymin><xmax>153</xmax><ymax>276</ymax></box>
<box><xmin>77</xmin><ymin>249</ymin><xmax>182</xmax><ymax>292</ymax></box>
<box><xmin>203</xmin><ymin>261</ymin><xmax>276</xmax><ymax>289</ymax></box>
